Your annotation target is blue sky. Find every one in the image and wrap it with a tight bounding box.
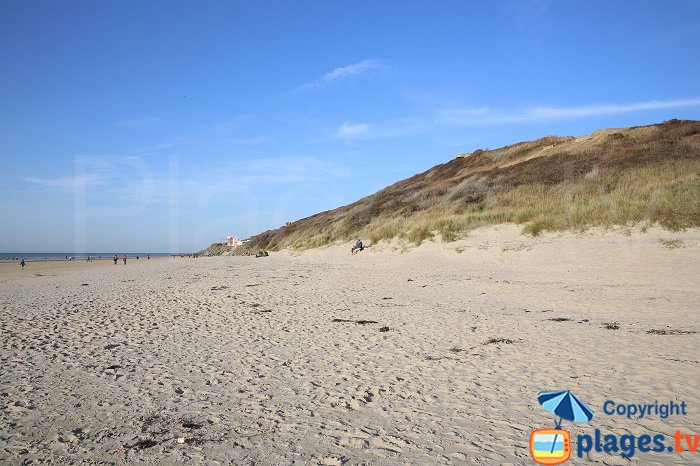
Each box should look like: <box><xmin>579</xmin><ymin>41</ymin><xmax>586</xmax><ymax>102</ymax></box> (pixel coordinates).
<box><xmin>1</xmin><ymin>0</ymin><xmax>699</xmax><ymax>252</ymax></box>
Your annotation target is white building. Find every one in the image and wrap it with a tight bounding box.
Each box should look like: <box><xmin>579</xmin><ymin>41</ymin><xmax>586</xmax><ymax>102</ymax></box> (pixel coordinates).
<box><xmin>225</xmin><ymin>236</ymin><xmax>243</xmax><ymax>248</ymax></box>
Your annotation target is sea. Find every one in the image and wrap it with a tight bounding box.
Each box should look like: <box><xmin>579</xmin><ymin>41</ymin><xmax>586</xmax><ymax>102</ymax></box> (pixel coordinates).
<box><xmin>0</xmin><ymin>252</ymin><xmax>176</xmax><ymax>261</ymax></box>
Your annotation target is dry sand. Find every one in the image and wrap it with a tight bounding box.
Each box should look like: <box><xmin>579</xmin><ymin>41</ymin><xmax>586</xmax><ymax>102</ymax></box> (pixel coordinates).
<box><xmin>1</xmin><ymin>225</ymin><xmax>699</xmax><ymax>465</ymax></box>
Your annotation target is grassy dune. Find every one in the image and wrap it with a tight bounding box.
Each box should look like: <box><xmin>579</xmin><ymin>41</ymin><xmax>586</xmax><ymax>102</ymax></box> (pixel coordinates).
<box><xmin>227</xmin><ymin>119</ymin><xmax>700</xmax><ymax>252</ymax></box>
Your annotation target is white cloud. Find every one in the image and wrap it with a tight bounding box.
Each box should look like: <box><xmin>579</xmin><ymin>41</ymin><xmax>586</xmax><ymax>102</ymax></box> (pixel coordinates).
<box><xmin>437</xmin><ymin>97</ymin><xmax>700</xmax><ymax>125</ymax></box>
<box><xmin>229</xmin><ymin>156</ymin><xmax>349</xmax><ymax>184</ymax></box>
<box><xmin>229</xmin><ymin>135</ymin><xmax>271</xmax><ymax>145</ymax></box>
<box><xmin>335</xmin><ymin>122</ymin><xmax>371</xmax><ymax>138</ymax></box>
<box><xmin>22</xmin><ymin>174</ymin><xmax>103</xmax><ymax>190</ymax></box>
<box><xmin>529</xmin><ymin>98</ymin><xmax>700</xmax><ymax>118</ymax></box>
<box><xmin>437</xmin><ymin>106</ymin><xmax>492</xmax><ymax>124</ymax></box>
<box><xmin>162</xmin><ymin>156</ymin><xmax>350</xmax><ymax>208</ymax></box>
<box><xmin>25</xmin><ymin>155</ymin><xmax>346</xmax><ymax>204</ymax></box>
<box><xmin>305</xmin><ymin>59</ymin><xmax>382</xmax><ymax>89</ymax></box>
<box><xmin>118</xmin><ymin>115</ymin><xmax>164</xmax><ymax>127</ymax></box>
<box><xmin>331</xmin><ymin>118</ymin><xmax>428</xmax><ymax>140</ymax></box>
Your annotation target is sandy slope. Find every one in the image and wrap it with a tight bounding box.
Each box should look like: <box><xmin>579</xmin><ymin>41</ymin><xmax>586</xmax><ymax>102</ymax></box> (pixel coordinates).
<box><xmin>1</xmin><ymin>225</ymin><xmax>698</xmax><ymax>465</ymax></box>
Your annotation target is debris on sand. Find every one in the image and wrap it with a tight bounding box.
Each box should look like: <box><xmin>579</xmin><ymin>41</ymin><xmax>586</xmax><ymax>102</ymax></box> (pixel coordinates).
<box><xmin>647</xmin><ymin>328</ymin><xmax>697</xmax><ymax>335</ymax></box>
<box><xmin>125</xmin><ymin>438</ymin><xmax>159</xmax><ymax>450</ymax></box>
<box><xmin>182</xmin><ymin>422</ymin><xmax>203</xmax><ymax>430</ymax></box>
<box><xmin>332</xmin><ymin>318</ymin><xmax>379</xmax><ymax>325</ymax></box>
<box><xmin>484</xmin><ymin>337</ymin><xmax>516</xmax><ymax>345</ymax></box>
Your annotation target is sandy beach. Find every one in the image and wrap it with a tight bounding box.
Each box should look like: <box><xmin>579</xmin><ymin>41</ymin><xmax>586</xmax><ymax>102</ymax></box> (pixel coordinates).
<box><xmin>1</xmin><ymin>225</ymin><xmax>699</xmax><ymax>465</ymax></box>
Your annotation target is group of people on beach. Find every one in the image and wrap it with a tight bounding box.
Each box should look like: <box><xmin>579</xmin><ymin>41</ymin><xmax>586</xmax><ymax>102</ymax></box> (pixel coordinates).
<box><xmin>17</xmin><ymin>254</ymin><xmax>153</xmax><ymax>269</ymax></box>
<box><xmin>112</xmin><ymin>254</ymin><xmax>150</xmax><ymax>264</ymax></box>
<box><xmin>16</xmin><ymin>242</ymin><xmax>365</xmax><ymax>268</ymax></box>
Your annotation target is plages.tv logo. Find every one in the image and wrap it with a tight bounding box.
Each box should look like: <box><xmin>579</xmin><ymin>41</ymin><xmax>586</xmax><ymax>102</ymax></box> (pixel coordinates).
<box><xmin>530</xmin><ymin>390</ymin><xmax>594</xmax><ymax>465</ymax></box>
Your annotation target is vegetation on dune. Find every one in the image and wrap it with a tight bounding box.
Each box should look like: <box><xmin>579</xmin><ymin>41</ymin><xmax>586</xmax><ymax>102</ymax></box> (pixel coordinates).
<box><xmin>200</xmin><ymin>242</ymin><xmax>229</xmax><ymax>255</ymax></box>
<box><xmin>233</xmin><ymin>119</ymin><xmax>700</xmax><ymax>252</ymax></box>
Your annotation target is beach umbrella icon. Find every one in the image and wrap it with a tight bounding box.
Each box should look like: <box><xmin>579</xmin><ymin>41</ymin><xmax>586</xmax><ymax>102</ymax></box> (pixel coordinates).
<box><xmin>537</xmin><ymin>390</ymin><xmax>594</xmax><ymax>428</ymax></box>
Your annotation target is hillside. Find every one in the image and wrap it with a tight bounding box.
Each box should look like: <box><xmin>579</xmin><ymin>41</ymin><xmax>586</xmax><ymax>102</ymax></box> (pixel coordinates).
<box><xmin>208</xmin><ymin>119</ymin><xmax>700</xmax><ymax>254</ymax></box>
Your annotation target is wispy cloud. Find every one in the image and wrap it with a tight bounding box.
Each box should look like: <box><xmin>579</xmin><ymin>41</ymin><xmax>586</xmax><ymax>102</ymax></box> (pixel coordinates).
<box><xmin>22</xmin><ymin>174</ymin><xmax>103</xmax><ymax>190</ymax></box>
<box><xmin>22</xmin><ymin>154</ymin><xmax>348</xmax><ymax>207</ymax></box>
<box><xmin>304</xmin><ymin>59</ymin><xmax>383</xmax><ymax>89</ymax></box>
<box><xmin>330</xmin><ymin>118</ymin><xmax>430</xmax><ymax>141</ymax></box>
<box><xmin>335</xmin><ymin>122</ymin><xmax>371</xmax><ymax>138</ymax></box>
<box><xmin>326</xmin><ymin>97</ymin><xmax>700</xmax><ymax>141</ymax></box>
<box><xmin>437</xmin><ymin>97</ymin><xmax>700</xmax><ymax>125</ymax></box>
<box><xmin>229</xmin><ymin>135</ymin><xmax>272</xmax><ymax>145</ymax></box>
<box><xmin>147</xmin><ymin>156</ymin><xmax>350</xmax><ymax>208</ymax></box>
<box><xmin>221</xmin><ymin>156</ymin><xmax>349</xmax><ymax>185</ymax></box>
<box><xmin>118</xmin><ymin>115</ymin><xmax>165</xmax><ymax>127</ymax></box>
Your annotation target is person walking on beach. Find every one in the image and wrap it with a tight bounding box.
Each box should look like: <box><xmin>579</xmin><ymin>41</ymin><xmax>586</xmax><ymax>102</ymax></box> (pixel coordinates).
<box><xmin>147</xmin><ymin>254</ymin><xmax>150</xmax><ymax>260</ymax></box>
<box><xmin>20</xmin><ymin>259</ymin><xmax>25</xmax><ymax>269</ymax></box>
<box><xmin>122</xmin><ymin>255</ymin><xmax>127</xmax><ymax>265</ymax></box>
<box><xmin>113</xmin><ymin>255</ymin><xmax>118</xmax><ymax>265</ymax></box>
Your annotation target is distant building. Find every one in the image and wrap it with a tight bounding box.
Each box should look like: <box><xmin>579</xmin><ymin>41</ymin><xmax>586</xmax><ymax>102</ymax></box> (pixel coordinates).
<box><xmin>225</xmin><ymin>236</ymin><xmax>243</xmax><ymax>249</ymax></box>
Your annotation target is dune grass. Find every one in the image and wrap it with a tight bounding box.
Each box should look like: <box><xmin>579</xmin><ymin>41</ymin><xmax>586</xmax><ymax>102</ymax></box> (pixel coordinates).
<box><xmin>226</xmin><ymin>120</ymin><xmax>700</xmax><ymax>253</ymax></box>
<box><xmin>361</xmin><ymin>159</ymin><xmax>700</xmax><ymax>245</ymax></box>
<box><xmin>262</xmin><ymin>159</ymin><xmax>700</xmax><ymax>249</ymax></box>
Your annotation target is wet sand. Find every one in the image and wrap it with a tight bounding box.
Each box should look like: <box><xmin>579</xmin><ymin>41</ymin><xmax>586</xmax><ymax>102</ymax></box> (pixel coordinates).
<box><xmin>1</xmin><ymin>225</ymin><xmax>698</xmax><ymax>465</ymax></box>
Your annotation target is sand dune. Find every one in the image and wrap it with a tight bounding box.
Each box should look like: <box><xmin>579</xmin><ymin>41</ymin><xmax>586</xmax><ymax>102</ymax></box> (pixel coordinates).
<box><xmin>1</xmin><ymin>225</ymin><xmax>699</xmax><ymax>464</ymax></box>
